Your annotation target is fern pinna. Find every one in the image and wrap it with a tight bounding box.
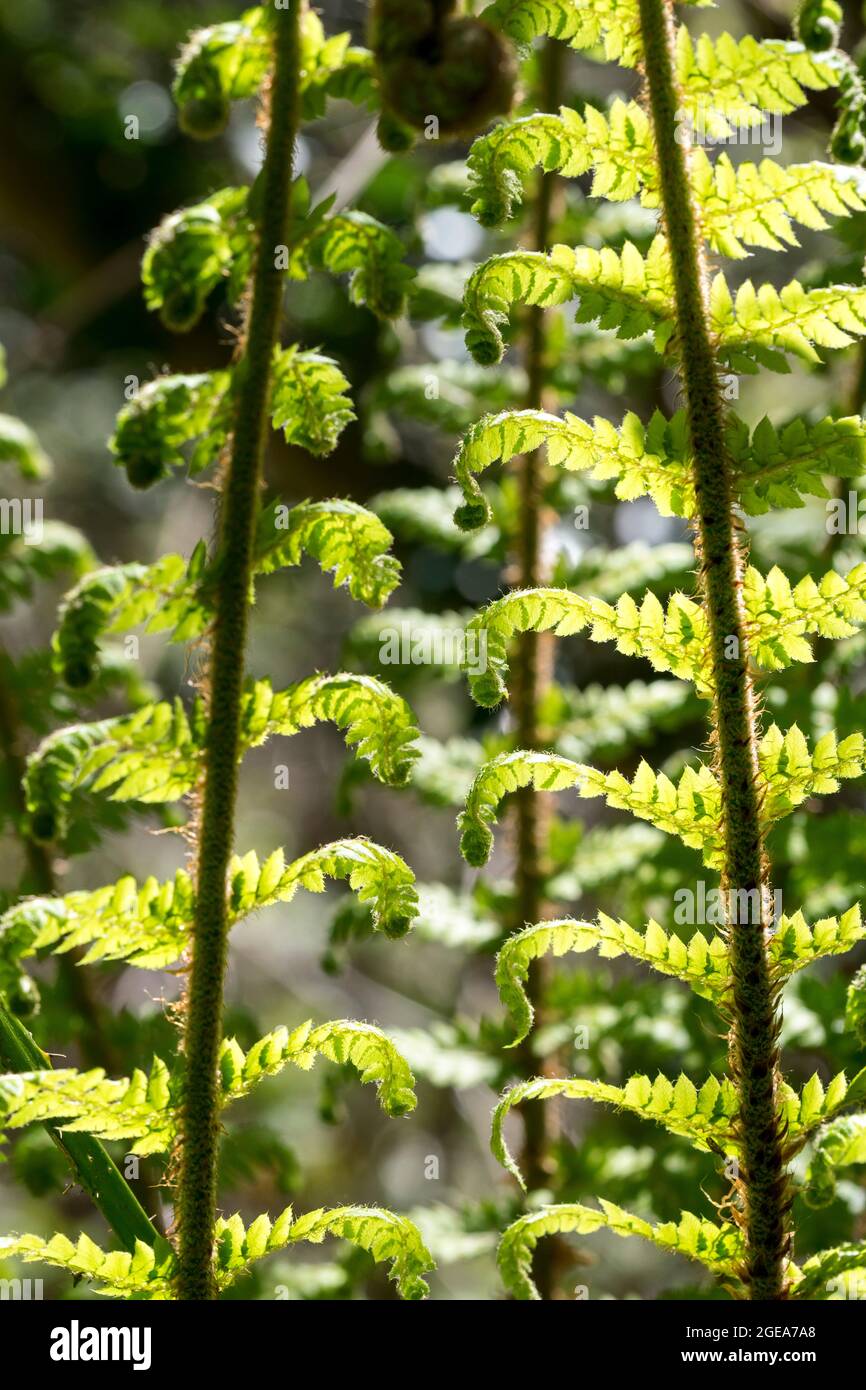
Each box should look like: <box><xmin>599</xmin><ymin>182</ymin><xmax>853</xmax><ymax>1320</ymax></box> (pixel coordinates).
<box><xmin>449</xmin><ymin>0</ymin><xmax>866</xmax><ymax>1299</ymax></box>
<box><xmin>0</xmin><ymin>2</ymin><xmax>433</xmax><ymax>1301</ymax></box>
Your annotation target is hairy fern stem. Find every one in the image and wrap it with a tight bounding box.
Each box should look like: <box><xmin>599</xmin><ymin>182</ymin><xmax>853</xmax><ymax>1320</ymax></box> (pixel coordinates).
<box><xmin>637</xmin><ymin>0</ymin><xmax>789</xmax><ymax>1298</ymax></box>
<box><xmin>511</xmin><ymin>39</ymin><xmax>564</xmax><ymax>1299</ymax></box>
<box><xmin>176</xmin><ymin>0</ymin><xmax>300</xmax><ymax>1301</ymax></box>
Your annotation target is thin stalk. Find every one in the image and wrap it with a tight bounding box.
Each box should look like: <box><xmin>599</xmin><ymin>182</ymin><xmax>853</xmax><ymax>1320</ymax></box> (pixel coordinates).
<box><xmin>510</xmin><ymin>39</ymin><xmax>564</xmax><ymax>1300</ymax></box>
<box><xmin>176</xmin><ymin>1</ymin><xmax>300</xmax><ymax>1301</ymax></box>
<box><xmin>637</xmin><ymin>0</ymin><xmax>789</xmax><ymax>1298</ymax></box>
<box><xmin>0</xmin><ymin>996</ymin><xmax>160</xmax><ymax>1252</ymax></box>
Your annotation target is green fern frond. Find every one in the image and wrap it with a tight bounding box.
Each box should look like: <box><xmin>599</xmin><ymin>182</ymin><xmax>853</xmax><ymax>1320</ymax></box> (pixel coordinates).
<box><xmin>498</xmin><ymin>1201</ymin><xmax>743</xmax><ymax>1299</ymax></box>
<box><xmin>173</xmin><ymin>8</ymin><xmax>270</xmax><ymax>136</ymax></box>
<box><xmin>496</xmin><ymin>916</ymin><xmax>730</xmax><ymax>1043</ymax></box>
<box><xmin>0</xmin><ymin>1202</ymin><xmax>432</xmax><ymax>1300</ymax></box>
<box><xmin>481</xmin><ymin>0</ymin><xmax>644</xmax><ymax>67</ymax></box>
<box><xmin>466</xmin><ymin>100</ymin><xmax>652</xmax><ymax>227</ymax></box>
<box><xmin>795</xmin><ymin>1242</ymin><xmax>866</xmax><ymax>1299</ymax></box>
<box><xmin>295</xmin><ymin>211</ymin><xmax>414</xmax><ymax>319</ymax></box>
<box><xmin>142</xmin><ymin>190</ymin><xmax>250</xmax><ymax>331</ymax></box>
<box><xmin>459</xmin><ymin>750</ymin><xmax>584</xmax><ymax>866</ymax></box>
<box><xmin>463</xmin><ymin>238</ymin><xmax>674</xmax><ymax>365</ymax></box>
<box><xmin>0</xmin><ymin>836</ymin><xmax>417</xmax><ymax>975</ymax></box>
<box><xmin>803</xmin><ymin>1115</ymin><xmax>866</xmax><ymax>1207</ymax></box>
<box><xmin>695</xmin><ymin>154</ymin><xmax>866</xmax><ymax>260</ymax></box>
<box><xmin>255</xmin><ymin>499</ymin><xmax>399</xmax><ymax>607</ymax></box>
<box><xmin>781</xmin><ymin>1067</ymin><xmax>866</xmax><ymax>1146</ymax></box>
<box><xmin>493</xmin><ymin>1073</ymin><xmax>739</xmax><ymax>1187</ymax></box>
<box><xmin>237</xmin><ymin>674</ymin><xmax>419</xmax><ymax>785</ymax></box>
<box><xmin>0</xmin><ymin>1019</ymin><xmax>417</xmax><ymax>1150</ymax></box>
<box><xmin>268</xmin><ymin>347</ymin><xmax>355</xmax><ymax>455</ymax></box>
<box><xmin>51</xmin><ymin>551</ymin><xmax>209</xmax><ymax>689</ymax></box>
<box><xmin>211</xmin><ymin>1204</ymin><xmax>432</xmax><ymax>1298</ymax></box>
<box><xmin>713</xmin><ymin>273</ymin><xmax>866</xmax><ymax>372</ymax></box>
<box><xmin>676</xmin><ymin>31</ymin><xmax>836</xmax><ymax>134</ymax></box>
<box><xmin>0</xmin><ymin>522</ymin><xmax>94</xmax><ymax>613</ymax></box>
<box><xmin>110</xmin><ymin>371</ymin><xmax>231</xmax><ymax>487</ymax></box>
<box><xmin>0</xmin><ymin>1230</ymin><xmax>176</xmax><ymax>1299</ymax></box>
<box><xmin>745</xmin><ymin>562</ymin><xmax>866</xmax><ymax>668</ymax></box>
<box><xmin>452</xmin><ymin>407</ymin><xmax>692</xmax><ymax>530</ymax></box>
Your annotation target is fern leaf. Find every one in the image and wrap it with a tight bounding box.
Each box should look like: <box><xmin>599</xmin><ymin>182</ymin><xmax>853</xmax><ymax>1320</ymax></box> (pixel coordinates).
<box><xmin>781</xmin><ymin>1066</ymin><xmax>866</xmax><ymax>1145</ymax></box>
<box><xmin>268</xmin><ymin>347</ymin><xmax>355</xmax><ymax>455</ymax></box>
<box><xmin>696</xmin><ymin>154</ymin><xmax>866</xmax><ymax>260</ymax></box>
<box><xmin>173</xmin><ymin>8</ymin><xmax>270</xmax><ymax>134</ymax></box>
<box><xmin>498</xmin><ymin>1201</ymin><xmax>742</xmax><ymax>1299</ymax></box>
<box><xmin>731</xmin><ymin>413</ymin><xmax>866</xmax><ymax>514</ymax></box>
<box><xmin>219</xmin><ymin>1019</ymin><xmax>417</xmax><ymax>1117</ymax></box>
<box><xmin>0</xmin><ymin>837</ymin><xmax>417</xmax><ymax>974</ymax></box>
<box><xmin>492</xmin><ymin>1073</ymin><xmax>739</xmax><ymax>1187</ymax></box>
<box><xmin>0</xmin><ymin>1019</ymin><xmax>417</xmax><ymax>1148</ymax></box>
<box><xmin>459</xmin><ymin>750</ymin><xmax>584</xmax><ymax>866</ymax></box>
<box><xmin>141</xmin><ymin>190</ymin><xmax>250</xmax><ymax>331</ymax></box>
<box><xmin>744</xmin><ymin>562</ymin><xmax>866</xmax><ymax>669</ymax></box>
<box><xmin>713</xmin><ymin>273</ymin><xmax>866</xmax><ymax>372</ymax></box>
<box><xmin>255</xmin><ymin>499</ymin><xmax>399</xmax><ymax>607</ymax></box>
<box><xmin>466</xmin><ymin>100</ymin><xmax>652</xmax><ymax>227</ymax></box>
<box><xmin>496</xmin><ymin>916</ymin><xmax>729</xmax><ymax>1043</ymax></box>
<box><xmin>296</xmin><ymin>211</ymin><xmax>414</xmax><ymax>319</ymax></box>
<box><xmin>51</xmin><ymin>552</ymin><xmax>209</xmax><ymax>689</ymax></box>
<box><xmin>795</xmin><ymin>1242</ymin><xmax>866</xmax><ymax>1299</ymax></box>
<box><xmin>215</xmin><ymin>1203</ymin><xmax>432</xmax><ymax>1298</ymax></box>
<box><xmin>0</xmin><ymin>1231</ymin><xmax>176</xmax><ymax>1299</ymax></box>
<box><xmin>462</xmin><ymin>238</ymin><xmax>673</xmax><ymax>365</ymax></box>
<box><xmin>481</xmin><ymin>0</ymin><xmax>644</xmax><ymax>67</ymax></box>
<box><xmin>803</xmin><ymin>1115</ymin><xmax>866</xmax><ymax>1208</ymax></box>
<box><xmin>677</xmin><ymin>31</ymin><xmax>836</xmax><ymax>134</ymax></box>
<box><xmin>452</xmin><ymin>407</ymin><xmax>692</xmax><ymax>530</ymax></box>
<box><xmin>237</xmin><ymin>674</ymin><xmax>419</xmax><ymax>786</ymax></box>
<box><xmin>768</xmin><ymin>906</ymin><xmax>866</xmax><ymax>979</ymax></box>
<box><xmin>110</xmin><ymin>371</ymin><xmax>231</xmax><ymax>486</ymax></box>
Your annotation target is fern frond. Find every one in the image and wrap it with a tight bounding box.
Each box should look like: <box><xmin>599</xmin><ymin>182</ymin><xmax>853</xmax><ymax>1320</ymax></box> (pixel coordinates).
<box><xmin>744</xmin><ymin>562</ymin><xmax>866</xmax><ymax>669</ymax></box>
<box><xmin>296</xmin><ymin>212</ymin><xmax>414</xmax><ymax>319</ymax></box>
<box><xmin>462</xmin><ymin>237</ymin><xmax>673</xmax><ymax>365</ymax></box>
<box><xmin>466</xmin><ymin>100</ymin><xmax>652</xmax><ymax>227</ymax></box>
<box><xmin>52</xmin><ymin>551</ymin><xmax>209</xmax><ymax>688</ymax></box>
<box><xmin>255</xmin><ymin>499</ymin><xmax>399</xmax><ymax>607</ymax></box>
<box><xmin>211</xmin><ymin>1204</ymin><xmax>432</xmax><ymax>1298</ymax></box>
<box><xmin>803</xmin><ymin>1115</ymin><xmax>866</xmax><ymax>1207</ymax></box>
<box><xmin>493</xmin><ymin>1073</ymin><xmax>739</xmax><ymax>1187</ymax></box>
<box><xmin>496</xmin><ymin>916</ymin><xmax>729</xmax><ymax>1043</ymax></box>
<box><xmin>142</xmin><ymin>190</ymin><xmax>250</xmax><ymax>331</ymax></box>
<box><xmin>731</xmin><ymin>413</ymin><xmax>866</xmax><ymax>514</ymax></box>
<box><xmin>0</xmin><ymin>522</ymin><xmax>93</xmax><ymax>613</ymax></box>
<box><xmin>498</xmin><ymin>1201</ymin><xmax>743</xmax><ymax>1299</ymax></box>
<box><xmin>0</xmin><ymin>1019</ymin><xmax>417</xmax><ymax>1150</ymax></box>
<box><xmin>24</xmin><ymin>699</ymin><xmax>202</xmax><ymax>841</ymax></box>
<box><xmin>237</xmin><ymin>674</ymin><xmax>419</xmax><ymax>786</ymax></box>
<box><xmin>0</xmin><ymin>837</ymin><xmax>417</xmax><ymax>973</ymax></box>
<box><xmin>696</xmin><ymin>154</ymin><xmax>866</xmax><ymax>260</ymax></box>
<box><xmin>781</xmin><ymin>1067</ymin><xmax>866</xmax><ymax>1146</ymax></box>
<box><xmin>452</xmin><ymin>407</ymin><xmax>692</xmax><ymax>530</ymax></box>
<box><xmin>173</xmin><ymin>8</ymin><xmax>270</xmax><ymax>134</ymax></box>
<box><xmin>713</xmin><ymin>274</ymin><xmax>866</xmax><ymax>372</ymax></box>
<box><xmin>110</xmin><ymin>371</ymin><xmax>231</xmax><ymax>487</ymax></box>
<box><xmin>795</xmin><ymin>1242</ymin><xmax>866</xmax><ymax>1299</ymax></box>
<box><xmin>459</xmin><ymin>750</ymin><xmax>584</xmax><ymax>866</ymax></box>
<box><xmin>219</xmin><ymin>1019</ymin><xmax>417</xmax><ymax>1117</ymax></box>
<box><xmin>0</xmin><ymin>1231</ymin><xmax>176</xmax><ymax>1299</ymax></box>
<box><xmin>481</xmin><ymin>0</ymin><xmax>644</xmax><ymax>67</ymax></box>
<box><xmin>0</xmin><ymin>1202</ymin><xmax>432</xmax><ymax>1300</ymax></box>
<box><xmin>768</xmin><ymin>906</ymin><xmax>866</xmax><ymax>979</ymax></box>
<box><xmin>268</xmin><ymin>347</ymin><xmax>355</xmax><ymax>455</ymax></box>
<box><xmin>677</xmin><ymin>31</ymin><xmax>836</xmax><ymax>133</ymax></box>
